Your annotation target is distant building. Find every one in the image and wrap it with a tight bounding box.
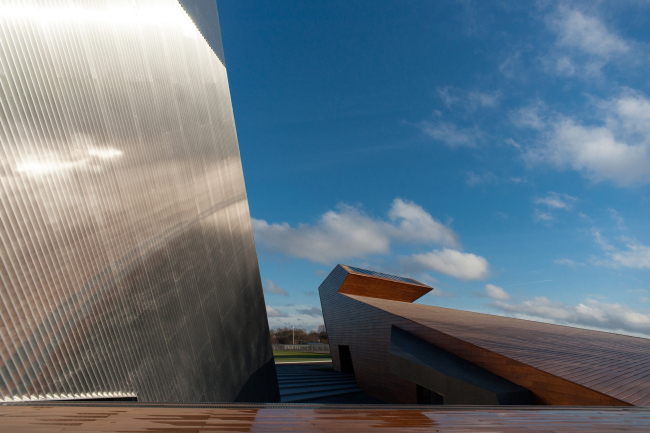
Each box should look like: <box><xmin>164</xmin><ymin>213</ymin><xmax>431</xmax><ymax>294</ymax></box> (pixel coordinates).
<box><xmin>0</xmin><ymin>0</ymin><xmax>278</xmax><ymax>403</ymax></box>
<box><xmin>319</xmin><ymin>265</ymin><xmax>650</xmax><ymax>405</ymax></box>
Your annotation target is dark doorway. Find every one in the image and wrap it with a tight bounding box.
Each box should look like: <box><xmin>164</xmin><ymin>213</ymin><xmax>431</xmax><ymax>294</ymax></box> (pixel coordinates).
<box><xmin>416</xmin><ymin>384</ymin><xmax>444</xmax><ymax>404</ymax></box>
<box><xmin>338</xmin><ymin>345</ymin><xmax>354</xmax><ymax>374</ymax></box>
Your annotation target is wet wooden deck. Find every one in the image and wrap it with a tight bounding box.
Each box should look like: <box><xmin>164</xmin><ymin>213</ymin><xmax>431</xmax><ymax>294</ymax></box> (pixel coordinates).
<box><xmin>1</xmin><ymin>403</ymin><xmax>649</xmax><ymax>432</ymax></box>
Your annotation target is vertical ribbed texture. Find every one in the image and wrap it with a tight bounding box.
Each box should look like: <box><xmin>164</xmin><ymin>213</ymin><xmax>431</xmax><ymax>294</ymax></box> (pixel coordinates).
<box><xmin>0</xmin><ymin>0</ymin><xmax>278</xmax><ymax>402</ymax></box>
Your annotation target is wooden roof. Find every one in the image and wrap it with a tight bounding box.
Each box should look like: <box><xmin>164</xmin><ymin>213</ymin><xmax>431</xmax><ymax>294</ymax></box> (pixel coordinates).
<box><xmin>338</xmin><ymin>265</ymin><xmax>432</xmax><ymax>303</ymax></box>
<box><xmin>350</xmin><ymin>295</ymin><xmax>650</xmax><ymax>407</ymax></box>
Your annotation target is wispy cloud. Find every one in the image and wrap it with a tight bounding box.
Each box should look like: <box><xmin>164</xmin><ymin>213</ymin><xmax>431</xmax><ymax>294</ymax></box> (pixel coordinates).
<box><xmin>510</xmin><ymin>103</ymin><xmax>545</xmax><ymax>130</ymax></box>
<box><xmin>554</xmin><ymin>258</ymin><xmax>586</xmax><ymax>269</ymax></box>
<box><xmin>592</xmin><ymin>230</ymin><xmax>650</xmax><ymax>269</ymax></box>
<box><xmin>532</xmin><ymin>192</ymin><xmax>578</xmax><ymax>223</ymax></box>
<box><xmin>437</xmin><ymin>87</ymin><xmax>501</xmax><ymax>112</ymax></box>
<box><xmin>465</xmin><ymin>171</ymin><xmax>497</xmax><ymax>187</ymax></box>
<box><xmin>297</xmin><ymin>306</ymin><xmax>322</xmax><ymax>317</ymax></box>
<box><xmin>266</xmin><ymin>304</ymin><xmax>325</xmax><ymax>330</ymax></box>
<box><xmin>253</xmin><ymin>199</ymin><xmax>459</xmax><ymax>264</ymax></box>
<box><xmin>418</xmin><ymin>119</ymin><xmax>482</xmax><ymax>148</ymax></box>
<box><xmin>607</xmin><ymin>208</ymin><xmax>627</xmax><ymax>230</ymax></box>
<box><xmin>264</xmin><ymin>279</ymin><xmax>289</xmax><ymax>296</ymax></box>
<box><xmin>492</xmin><ymin>296</ymin><xmax>650</xmax><ymax>337</ymax></box>
<box><xmin>534</xmin><ymin>192</ymin><xmax>578</xmax><ymax>210</ymax></box>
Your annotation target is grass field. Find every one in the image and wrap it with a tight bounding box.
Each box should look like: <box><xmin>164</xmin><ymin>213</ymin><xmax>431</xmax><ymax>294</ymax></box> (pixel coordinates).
<box><xmin>273</xmin><ymin>350</ymin><xmax>332</xmax><ymax>363</ymax></box>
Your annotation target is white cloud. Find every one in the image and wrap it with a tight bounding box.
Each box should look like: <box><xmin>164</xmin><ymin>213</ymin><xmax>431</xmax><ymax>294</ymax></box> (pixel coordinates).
<box><xmin>465</xmin><ymin>171</ymin><xmax>497</xmax><ymax>187</ymax></box>
<box><xmin>492</xmin><ymin>297</ymin><xmax>650</xmax><ymax>337</ymax></box>
<box><xmin>533</xmin><ymin>209</ymin><xmax>554</xmax><ymax>223</ymax></box>
<box><xmin>264</xmin><ymin>279</ymin><xmax>289</xmax><ymax>296</ymax></box>
<box><xmin>253</xmin><ymin>199</ymin><xmax>459</xmax><ymax>264</ymax></box>
<box><xmin>387</xmin><ymin>199</ymin><xmax>460</xmax><ymax>246</ymax></box>
<box><xmin>418</xmin><ymin>120</ymin><xmax>481</xmax><ymax>148</ymax></box>
<box><xmin>609</xmin><ymin>240</ymin><xmax>650</xmax><ymax>269</ymax></box>
<box><xmin>554</xmin><ymin>258</ymin><xmax>586</xmax><ymax>269</ymax></box>
<box><xmin>553</xmin><ymin>55</ymin><xmax>576</xmax><ymax>76</ymax></box>
<box><xmin>539</xmin><ymin>118</ymin><xmax>650</xmax><ymax>185</ymax></box>
<box><xmin>607</xmin><ymin>208</ymin><xmax>626</xmax><ymax>230</ymax></box>
<box><xmin>266</xmin><ymin>305</ymin><xmax>286</xmax><ymax>318</ymax></box>
<box><xmin>467</xmin><ymin>91</ymin><xmax>501</xmax><ymax>109</ymax></box>
<box><xmin>534</xmin><ymin>192</ymin><xmax>578</xmax><ymax>210</ymax></box>
<box><xmin>485</xmin><ymin>284</ymin><xmax>511</xmax><ymax>300</ymax></box>
<box><xmin>499</xmin><ymin>51</ymin><xmax>520</xmax><ymax>78</ymax></box>
<box><xmin>510</xmin><ymin>104</ymin><xmax>545</xmax><ymax>130</ymax></box>
<box><xmin>592</xmin><ymin>230</ymin><xmax>650</xmax><ymax>269</ymax></box>
<box><xmin>531</xmin><ymin>191</ymin><xmax>578</xmax><ymax>225</ymax></box>
<box><xmin>404</xmin><ymin>248</ymin><xmax>490</xmax><ymax>281</ymax></box>
<box><xmin>525</xmin><ymin>92</ymin><xmax>650</xmax><ymax>186</ymax></box>
<box><xmin>549</xmin><ymin>7</ymin><xmax>629</xmax><ymax>60</ymax></box>
<box><xmin>297</xmin><ymin>306</ymin><xmax>322</xmax><ymax>317</ymax></box>
<box><xmin>266</xmin><ymin>304</ymin><xmax>325</xmax><ymax>330</ymax></box>
<box><xmin>437</xmin><ymin>87</ymin><xmax>501</xmax><ymax>112</ymax></box>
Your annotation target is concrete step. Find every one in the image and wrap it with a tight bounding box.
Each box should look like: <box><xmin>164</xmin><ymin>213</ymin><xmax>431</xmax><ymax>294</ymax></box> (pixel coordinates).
<box><xmin>277</xmin><ymin>374</ymin><xmax>355</xmax><ymax>380</ymax></box>
<box><xmin>280</xmin><ymin>383</ymin><xmax>361</xmax><ymax>396</ymax></box>
<box><xmin>280</xmin><ymin>388</ymin><xmax>363</xmax><ymax>403</ymax></box>
<box><xmin>280</xmin><ymin>378</ymin><xmax>357</xmax><ymax>388</ymax></box>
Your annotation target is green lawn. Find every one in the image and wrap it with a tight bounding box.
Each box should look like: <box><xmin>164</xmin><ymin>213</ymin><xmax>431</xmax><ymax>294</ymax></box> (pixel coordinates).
<box><xmin>273</xmin><ymin>350</ymin><xmax>332</xmax><ymax>363</ymax></box>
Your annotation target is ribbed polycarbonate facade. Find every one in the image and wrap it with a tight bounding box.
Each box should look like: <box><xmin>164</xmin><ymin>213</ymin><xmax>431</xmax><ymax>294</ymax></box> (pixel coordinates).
<box><xmin>0</xmin><ymin>0</ymin><xmax>278</xmax><ymax>402</ymax></box>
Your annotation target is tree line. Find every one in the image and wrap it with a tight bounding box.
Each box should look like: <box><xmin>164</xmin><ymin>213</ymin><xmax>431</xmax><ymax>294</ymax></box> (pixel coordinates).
<box><xmin>270</xmin><ymin>325</ymin><xmax>328</xmax><ymax>344</ymax></box>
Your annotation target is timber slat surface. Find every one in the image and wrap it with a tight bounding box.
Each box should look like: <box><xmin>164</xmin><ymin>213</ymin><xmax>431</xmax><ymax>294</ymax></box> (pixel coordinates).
<box><xmin>351</xmin><ymin>295</ymin><xmax>650</xmax><ymax>406</ymax></box>
<box><xmin>318</xmin><ymin>265</ymin><xmax>650</xmax><ymax>407</ymax></box>
<box><xmin>1</xmin><ymin>404</ymin><xmax>650</xmax><ymax>432</ymax></box>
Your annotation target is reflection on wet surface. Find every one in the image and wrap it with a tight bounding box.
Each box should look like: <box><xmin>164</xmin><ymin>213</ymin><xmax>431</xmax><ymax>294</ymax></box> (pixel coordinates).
<box><xmin>1</xmin><ymin>404</ymin><xmax>649</xmax><ymax>432</ymax></box>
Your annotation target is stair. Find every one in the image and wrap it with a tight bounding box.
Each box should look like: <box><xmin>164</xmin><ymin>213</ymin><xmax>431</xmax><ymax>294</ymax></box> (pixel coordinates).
<box><xmin>277</xmin><ymin>364</ymin><xmax>363</xmax><ymax>403</ymax></box>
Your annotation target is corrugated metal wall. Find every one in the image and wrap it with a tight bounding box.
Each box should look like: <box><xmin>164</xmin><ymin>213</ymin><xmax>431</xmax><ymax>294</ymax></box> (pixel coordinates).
<box><xmin>0</xmin><ymin>0</ymin><xmax>278</xmax><ymax>402</ymax></box>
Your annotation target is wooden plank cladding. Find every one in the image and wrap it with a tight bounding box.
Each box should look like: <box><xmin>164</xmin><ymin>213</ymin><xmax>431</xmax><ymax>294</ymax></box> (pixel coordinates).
<box><xmin>338</xmin><ymin>265</ymin><xmax>432</xmax><ymax>303</ymax></box>
<box><xmin>319</xmin><ymin>265</ymin><xmax>650</xmax><ymax>406</ymax></box>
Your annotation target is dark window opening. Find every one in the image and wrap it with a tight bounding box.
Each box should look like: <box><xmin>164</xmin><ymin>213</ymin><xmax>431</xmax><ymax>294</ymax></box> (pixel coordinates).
<box><xmin>416</xmin><ymin>384</ymin><xmax>444</xmax><ymax>404</ymax></box>
<box><xmin>339</xmin><ymin>345</ymin><xmax>354</xmax><ymax>374</ymax></box>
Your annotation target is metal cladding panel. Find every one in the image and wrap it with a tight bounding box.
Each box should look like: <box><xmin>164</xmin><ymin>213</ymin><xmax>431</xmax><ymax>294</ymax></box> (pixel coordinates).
<box><xmin>0</xmin><ymin>0</ymin><xmax>279</xmax><ymax>402</ymax></box>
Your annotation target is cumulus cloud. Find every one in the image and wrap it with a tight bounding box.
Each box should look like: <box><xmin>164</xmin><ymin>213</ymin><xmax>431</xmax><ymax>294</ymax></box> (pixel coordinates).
<box><xmin>266</xmin><ymin>305</ymin><xmax>286</xmax><ymax>318</ymax></box>
<box><xmin>264</xmin><ymin>279</ymin><xmax>289</xmax><ymax>296</ymax></box>
<box><xmin>485</xmin><ymin>284</ymin><xmax>510</xmax><ymax>300</ymax></box>
<box><xmin>404</xmin><ymin>248</ymin><xmax>490</xmax><ymax>281</ymax></box>
<box><xmin>387</xmin><ymin>199</ymin><xmax>460</xmax><ymax>246</ymax></box>
<box><xmin>525</xmin><ymin>91</ymin><xmax>650</xmax><ymax>186</ymax></box>
<box><xmin>549</xmin><ymin>7</ymin><xmax>629</xmax><ymax>60</ymax></box>
<box><xmin>418</xmin><ymin>120</ymin><xmax>482</xmax><ymax>148</ymax></box>
<box><xmin>253</xmin><ymin>199</ymin><xmax>459</xmax><ymax>264</ymax></box>
<box><xmin>492</xmin><ymin>297</ymin><xmax>650</xmax><ymax>337</ymax></box>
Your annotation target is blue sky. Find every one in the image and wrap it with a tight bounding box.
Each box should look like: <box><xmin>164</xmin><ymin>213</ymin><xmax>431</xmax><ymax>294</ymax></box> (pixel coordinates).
<box><xmin>217</xmin><ymin>1</ymin><xmax>650</xmax><ymax>337</ymax></box>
